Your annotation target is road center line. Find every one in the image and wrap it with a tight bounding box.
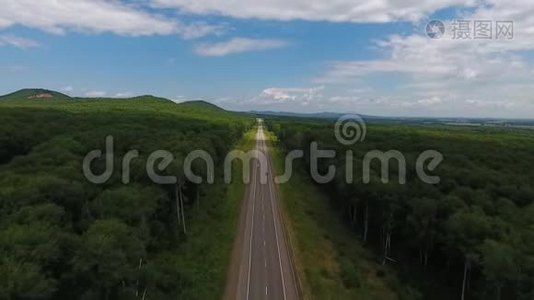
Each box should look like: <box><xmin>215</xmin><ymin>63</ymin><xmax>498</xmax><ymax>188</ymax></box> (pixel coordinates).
<box><xmin>245</xmin><ymin>140</ymin><xmax>259</xmax><ymax>300</ymax></box>
<box><xmin>262</xmin><ymin>128</ymin><xmax>288</xmax><ymax>300</ymax></box>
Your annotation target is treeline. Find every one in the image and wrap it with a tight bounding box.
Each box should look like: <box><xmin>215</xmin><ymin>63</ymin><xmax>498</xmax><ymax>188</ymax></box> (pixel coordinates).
<box><xmin>0</xmin><ymin>100</ymin><xmax>250</xmax><ymax>300</ymax></box>
<box><xmin>269</xmin><ymin>120</ymin><xmax>534</xmax><ymax>300</ymax></box>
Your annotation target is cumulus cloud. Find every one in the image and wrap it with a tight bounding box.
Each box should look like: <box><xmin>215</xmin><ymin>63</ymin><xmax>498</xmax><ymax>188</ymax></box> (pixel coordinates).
<box><xmin>312</xmin><ymin>0</ymin><xmax>534</xmax><ymax>117</ymax></box>
<box><xmin>61</xmin><ymin>86</ymin><xmax>74</xmax><ymax>92</ymax></box>
<box><xmin>0</xmin><ymin>35</ymin><xmax>39</xmax><ymax>48</ymax></box>
<box><xmin>114</xmin><ymin>92</ymin><xmax>133</xmax><ymax>98</ymax></box>
<box><xmin>253</xmin><ymin>86</ymin><xmax>324</xmax><ymax>106</ymax></box>
<box><xmin>152</xmin><ymin>0</ymin><xmax>476</xmax><ymax>23</ymax></box>
<box><xmin>0</xmin><ymin>0</ymin><xmax>224</xmax><ymax>38</ymax></box>
<box><xmin>178</xmin><ymin>21</ymin><xmax>229</xmax><ymax>40</ymax></box>
<box><xmin>417</xmin><ymin>96</ymin><xmax>443</xmax><ymax>106</ymax></box>
<box><xmin>319</xmin><ymin>33</ymin><xmax>528</xmax><ymax>84</ymax></box>
<box><xmin>194</xmin><ymin>38</ymin><xmax>287</xmax><ymax>56</ymax></box>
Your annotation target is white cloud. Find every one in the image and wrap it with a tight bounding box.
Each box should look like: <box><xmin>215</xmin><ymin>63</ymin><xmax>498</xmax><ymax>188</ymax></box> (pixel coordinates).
<box><xmin>0</xmin><ymin>0</ymin><xmax>224</xmax><ymax>38</ymax></box>
<box><xmin>178</xmin><ymin>21</ymin><xmax>228</xmax><ymax>40</ymax></box>
<box><xmin>84</xmin><ymin>91</ymin><xmax>107</xmax><ymax>98</ymax></box>
<box><xmin>465</xmin><ymin>99</ymin><xmax>515</xmax><ymax>109</ymax></box>
<box><xmin>254</xmin><ymin>86</ymin><xmax>324</xmax><ymax>106</ymax></box>
<box><xmin>61</xmin><ymin>86</ymin><xmax>74</xmax><ymax>92</ymax></box>
<box><xmin>152</xmin><ymin>0</ymin><xmax>475</xmax><ymax>23</ymax></box>
<box><xmin>319</xmin><ymin>33</ymin><xmax>528</xmax><ymax>84</ymax></box>
<box><xmin>417</xmin><ymin>96</ymin><xmax>443</xmax><ymax>106</ymax></box>
<box><xmin>194</xmin><ymin>38</ymin><xmax>287</xmax><ymax>56</ymax></box>
<box><xmin>114</xmin><ymin>92</ymin><xmax>133</xmax><ymax>98</ymax></box>
<box><xmin>0</xmin><ymin>35</ymin><xmax>39</xmax><ymax>48</ymax></box>
<box><xmin>312</xmin><ymin>0</ymin><xmax>534</xmax><ymax>117</ymax></box>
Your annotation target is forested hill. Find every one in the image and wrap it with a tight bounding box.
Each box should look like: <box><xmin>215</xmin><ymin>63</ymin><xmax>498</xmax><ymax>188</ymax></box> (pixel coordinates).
<box><xmin>0</xmin><ymin>89</ymin><xmax>244</xmax><ymax>122</ymax></box>
<box><xmin>0</xmin><ymin>92</ymin><xmax>252</xmax><ymax>299</ymax></box>
<box><xmin>178</xmin><ymin>100</ymin><xmax>226</xmax><ymax>112</ymax></box>
<box><xmin>0</xmin><ymin>88</ymin><xmax>71</xmax><ymax>100</ymax></box>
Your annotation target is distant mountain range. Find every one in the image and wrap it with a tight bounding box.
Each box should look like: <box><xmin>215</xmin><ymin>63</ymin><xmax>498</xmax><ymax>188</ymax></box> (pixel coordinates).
<box><xmin>0</xmin><ymin>88</ymin><xmax>170</xmax><ymax>102</ymax></box>
<box><xmin>252</xmin><ymin>111</ymin><xmax>534</xmax><ymax>126</ymax></box>
<box><xmin>0</xmin><ymin>88</ymin><xmax>225</xmax><ymax>111</ymax></box>
<box><xmin>251</xmin><ymin>110</ymin><xmax>352</xmax><ymax>120</ymax></box>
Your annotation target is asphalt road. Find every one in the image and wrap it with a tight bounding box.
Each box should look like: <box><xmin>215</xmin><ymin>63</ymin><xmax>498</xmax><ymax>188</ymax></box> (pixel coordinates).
<box><xmin>224</xmin><ymin>122</ymin><xmax>299</xmax><ymax>300</ymax></box>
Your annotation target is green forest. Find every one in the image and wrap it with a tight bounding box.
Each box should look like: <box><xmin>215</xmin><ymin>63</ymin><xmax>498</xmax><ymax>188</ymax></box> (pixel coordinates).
<box><xmin>0</xmin><ymin>90</ymin><xmax>252</xmax><ymax>299</ymax></box>
<box><xmin>268</xmin><ymin>119</ymin><xmax>534</xmax><ymax>300</ymax></box>
<box><xmin>2</xmin><ymin>88</ymin><xmax>534</xmax><ymax>300</ymax></box>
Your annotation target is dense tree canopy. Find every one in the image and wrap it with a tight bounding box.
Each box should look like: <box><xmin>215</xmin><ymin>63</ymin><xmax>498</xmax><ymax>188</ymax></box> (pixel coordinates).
<box><xmin>0</xmin><ymin>97</ymin><xmax>251</xmax><ymax>299</ymax></box>
<box><xmin>269</xmin><ymin>119</ymin><xmax>534</xmax><ymax>300</ymax></box>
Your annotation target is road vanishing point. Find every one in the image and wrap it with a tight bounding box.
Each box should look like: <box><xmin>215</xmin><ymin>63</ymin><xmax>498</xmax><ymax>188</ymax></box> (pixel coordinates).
<box><xmin>224</xmin><ymin>121</ymin><xmax>299</xmax><ymax>300</ymax></box>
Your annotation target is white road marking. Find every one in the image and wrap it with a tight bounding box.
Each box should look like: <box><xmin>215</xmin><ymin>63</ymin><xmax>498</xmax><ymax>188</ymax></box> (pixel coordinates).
<box><xmin>243</xmin><ymin>125</ymin><xmax>292</xmax><ymax>300</ymax></box>
<box><xmin>245</xmin><ymin>140</ymin><xmax>259</xmax><ymax>300</ymax></box>
<box><xmin>261</xmin><ymin>128</ymin><xmax>288</xmax><ymax>300</ymax></box>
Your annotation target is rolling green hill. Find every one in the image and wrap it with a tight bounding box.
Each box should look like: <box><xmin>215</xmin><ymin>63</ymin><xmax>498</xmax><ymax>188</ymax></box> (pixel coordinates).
<box><xmin>0</xmin><ymin>88</ymin><xmax>71</xmax><ymax>100</ymax></box>
<box><xmin>0</xmin><ymin>90</ymin><xmax>246</xmax><ymax>123</ymax></box>
<box><xmin>179</xmin><ymin>100</ymin><xmax>225</xmax><ymax>111</ymax></box>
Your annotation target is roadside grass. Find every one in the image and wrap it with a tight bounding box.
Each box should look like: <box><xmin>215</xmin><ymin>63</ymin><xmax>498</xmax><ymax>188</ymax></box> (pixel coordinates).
<box><xmin>264</xmin><ymin>130</ymin><xmax>399</xmax><ymax>300</ymax></box>
<box><xmin>172</xmin><ymin>128</ymin><xmax>257</xmax><ymax>299</ymax></box>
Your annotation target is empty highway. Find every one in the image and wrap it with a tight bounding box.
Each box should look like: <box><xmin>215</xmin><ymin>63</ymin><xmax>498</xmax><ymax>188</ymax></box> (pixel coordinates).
<box><xmin>224</xmin><ymin>122</ymin><xmax>299</xmax><ymax>300</ymax></box>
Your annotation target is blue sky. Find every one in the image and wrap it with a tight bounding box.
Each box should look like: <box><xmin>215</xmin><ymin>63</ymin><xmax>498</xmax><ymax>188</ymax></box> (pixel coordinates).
<box><xmin>1</xmin><ymin>0</ymin><xmax>533</xmax><ymax>118</ymax></box>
